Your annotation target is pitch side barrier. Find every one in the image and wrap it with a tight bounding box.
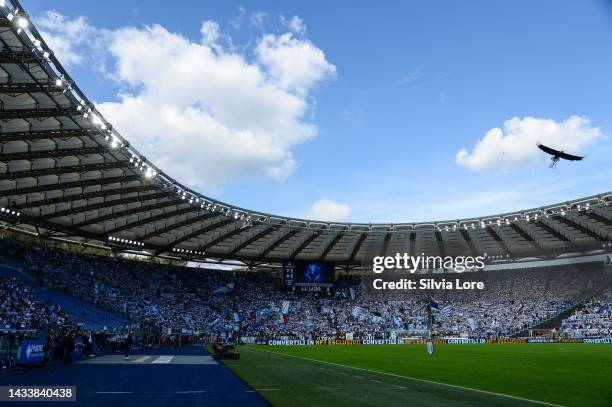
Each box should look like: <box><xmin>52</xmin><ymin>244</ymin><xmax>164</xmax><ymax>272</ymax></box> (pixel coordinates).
<box><xmin>264</xmin><ymin>337</ymin><xmax>612</xmax><ymax>346</ymax></box>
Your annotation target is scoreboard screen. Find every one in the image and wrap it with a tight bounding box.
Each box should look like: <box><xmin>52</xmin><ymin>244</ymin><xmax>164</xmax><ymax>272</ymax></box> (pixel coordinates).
<box><xmin>282</xmin><ymin>261</ymin><xmax>335</xmax><ymax>292</ymax></box>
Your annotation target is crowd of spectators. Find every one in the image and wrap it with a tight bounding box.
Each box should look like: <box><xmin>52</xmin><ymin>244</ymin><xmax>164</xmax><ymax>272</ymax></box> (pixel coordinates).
<box><xmin>1</xmin><ymin>237</ymin><xmax>610</xmax><ymax>343</ymax></box>
<box><xmin>561</xmin><ymin>289</ymin><xmax>611</xmax><ymax>338</ymax></box>
<box><xmin>1</xmin><ymin>277</ymin><xmax>70</xmax><ymax>332</ymax></box>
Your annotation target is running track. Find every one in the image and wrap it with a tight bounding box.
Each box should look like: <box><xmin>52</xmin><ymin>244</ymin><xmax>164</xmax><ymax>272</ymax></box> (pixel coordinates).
<box><xmin>2</xmin><ymin>346</ymin><xmax>268</xmax><ymax>406</ymax></box>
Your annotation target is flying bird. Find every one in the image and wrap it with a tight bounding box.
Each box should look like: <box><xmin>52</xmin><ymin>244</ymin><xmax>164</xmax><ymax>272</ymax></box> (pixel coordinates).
<box><xmin>537</xmin><ymin>143</ymin><xmax>584</xmax><ymax>168</ymax></box>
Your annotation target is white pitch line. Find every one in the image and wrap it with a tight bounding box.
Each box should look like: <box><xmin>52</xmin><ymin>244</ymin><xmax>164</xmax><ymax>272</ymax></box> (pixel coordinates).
<box><xmin>243</xmin><ymin>347</ymin><xmax>564</xmax><ymax>407</ymax></box>
<box><xmin>176</xmin><ymin>390</ymin><xmax>207</xmax><ymax>394</ymax></box>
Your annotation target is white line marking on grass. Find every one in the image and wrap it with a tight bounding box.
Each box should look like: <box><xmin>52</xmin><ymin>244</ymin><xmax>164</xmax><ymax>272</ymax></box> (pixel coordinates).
<box><xmin>370</xmin><ymin>379</ymin><xmax>383</xmax><ymax>383</ymax></box>
<box><xmin>176</xmin><ymin>390</ymin><xmax>207</xmax><ymax>394</ymax></box>
<box><xmin>244</xmin><ymin>347</ymin><xmax>563</xmax><ymax>407</ymax></box>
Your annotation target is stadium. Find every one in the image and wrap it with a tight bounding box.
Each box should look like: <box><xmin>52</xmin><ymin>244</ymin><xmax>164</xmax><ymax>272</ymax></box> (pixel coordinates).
<box><xmin>0</xmin><ymin>0</ymin><xmax>611</xmax><ymax>406</ymax></box>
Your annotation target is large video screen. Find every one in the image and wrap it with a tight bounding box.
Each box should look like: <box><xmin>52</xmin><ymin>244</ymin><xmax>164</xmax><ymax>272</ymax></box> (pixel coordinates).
<box><xmin>282</xmin><ymin>261</ymin><xmax>335</xmax><ymax>292</ymax></box>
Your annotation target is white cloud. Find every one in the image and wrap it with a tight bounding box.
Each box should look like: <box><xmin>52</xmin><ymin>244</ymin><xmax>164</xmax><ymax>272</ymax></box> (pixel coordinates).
<box><xmin>456</xmin><ymin>116</ymin><xmax>602</xmax><ymax>171</ymax></box>
<box><xmin>250</xmin><ymin>11</ymin><xmax>267</xmax><ymax>31</ymax></box>
<box><xmin>229</xmin><ymin>6</ymin><xmax>247</xmax><ymax>29</ymax></box>
<box><xmin>256</xmin><ymin>33</ymin><xmax>336</xmax><ymax>94</ymax></box>
<box><xmin>307</xmin><ymin>198</ymin><xmax>352</xmax><ymax>222</ymax></box>
<box><xmin>200</xmin><ymin>20</ymin><xmax>220</xmax><ymax>46</ymax></box>
<box><xmin>39</xmin><ymin>13</ymin><xmax>335</xmax><ymax>190</ymax></box>
<box><xmin>281</xmin><ymin>15</ymin><xmax>306</xmax><ymax>36</ymax></box>
<box><xmin>36</xmin><ymin>11</ymin><xmax>98</xmax><ymax>67</ymax></box>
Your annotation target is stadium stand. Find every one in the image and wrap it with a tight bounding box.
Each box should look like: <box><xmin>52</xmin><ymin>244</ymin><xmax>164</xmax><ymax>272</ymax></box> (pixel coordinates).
<box><xmin>2</xmin><ymin>236</ymin><xmax>610</xmax><ymax>345</ymax></box>
<box><xmin>561</xmin><ymin>289</ymin><xmax>611</xmax><ymax>338</ymax></box>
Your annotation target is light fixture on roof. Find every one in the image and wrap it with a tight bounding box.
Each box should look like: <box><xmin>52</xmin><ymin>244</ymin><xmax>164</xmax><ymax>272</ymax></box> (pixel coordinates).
<box><xmin>17</xmin><ymin>17</ymin><xmax>28</xmax><ymax>28</ymax></box>
<box><xmin>55</xmin><ymin>79</ymin><xmax>62</xmax><ymax>87</ymax></box>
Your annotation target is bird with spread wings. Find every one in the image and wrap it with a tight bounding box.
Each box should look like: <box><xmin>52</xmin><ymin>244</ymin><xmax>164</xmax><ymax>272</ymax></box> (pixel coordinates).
<box><xmin>537</xmin><ymin>143</ymin><xmax>584</xmax><ymax>168</ymax></box>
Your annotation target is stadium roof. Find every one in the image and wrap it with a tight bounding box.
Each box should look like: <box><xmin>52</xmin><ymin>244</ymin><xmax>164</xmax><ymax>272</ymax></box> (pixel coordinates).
<box><xmin>1</xmin><ymin>0</ymin><xmax>611</xmax><ymax>267</ymax></box>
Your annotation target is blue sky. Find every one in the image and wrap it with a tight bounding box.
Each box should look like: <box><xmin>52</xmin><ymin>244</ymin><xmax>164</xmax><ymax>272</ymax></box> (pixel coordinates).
<box><xmin>22</xmin><ymin>0</ymin><xmax>612</xmax><ymax>223</ymax></box>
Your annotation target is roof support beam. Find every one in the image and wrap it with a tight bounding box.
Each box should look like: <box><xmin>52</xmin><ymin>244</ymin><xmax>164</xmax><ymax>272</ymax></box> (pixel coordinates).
<box><xmin>0</xmin><ymin>129</ymin><xmax>99</xmax><ymax>143</ymax></box>
<box><xmin>459</xmin><ymin>228</ymin><xmax>479</xmax><ymax>257</ymax></box>
<box><xmin>348</xmin><ymin>233</ymin><xmax>367</xmax><ymax>264</ymax></box>
<box><xmin>38</xmin><ymin>192</ymin><xmax>174</xmax><ymax>221</ymax></box>
<box><xmin>509</xmin><ymin>222</ymin><xmax>543</xmax><ymax>254</ymax></box>
<box><xmin>0</xmin><ymin>147</ymin><xmax>108</xmax><ymax>161</ymax></box>
<box><xmin>554</xmin><ymin>215</ymin><xmax>606</xmax><ymax>241</ymax></box>
<box><xmin>0</xmin><ymin>162</ymin><xmax>129</xmax><ymax>181</ymax></box>
<box><xmin>105</xmin><ymin>206</ymin><xmax>199</xmax><ymax>236</ymax></box>
<box><xmin>0</xmin><ymin>83</ymin><xmax>63</xmax><ymax>94</ymax></box>
<box><xmin>434</xmin><ymin>230</ymin><xmax>447</xmax><ymax>258</ymax></box>
<box><xmin>584</xmin><ymin>210</ymin><xmax>612</xmax><ymax>226</ymax></box>
<box><xmin>537</xmin><ymin>220</ymin><xmax>570</xmax><ymax>242</ymax></box>
<box><xmin>290</xmin><ymin>231</ymin><xmax>321</xmax><ymax>259</ymax></box>
<box><xmin>72</xmin><ymin>199</ymin><xmax>183</xmax><ymax>229</ymax></box>
<box><xmin>409</xmin><ymin>231</ymin><xmax>416</xmax><ymax>256</ymax></box>
<box><xmin>259</xmin><ymin>228</ymin><xmax>300</xmax><ymax>258</ymax></box>
<box><xmin>139</xmin><ymin>212</ymin><xmax>218</xmax><ymax>240</ymax></box>
<box><xmin>379</xmin><ymin>232</ymin><xmax>392</xmax><ymax>256</ymax></box>
<box><xmin>199</xmin><ymin>226</ymin><xmax>247</xmax><ymax>251</ymax></box>
<box><xmin>319</xmin><ymin>232</ymin><xmax>344</xmax><ymax>261</ymax></box>
<box><xmin>485</xmin><ymin>226</ymin><xmax>511</xmax><ymax>255</ymax></box>
<box><xmin>13</xmin><ymin>185</ymin><xmax>159</xmax><ymax>210</ymax></box>
<box><xmin>230</xmin><ymin>225</ymin><xmax>277</xmax><ymax>256</ymax></box>
<box><xmin>163</xmin><ymin>217</ymin><xmax>234</xmax><ymax>249</ymax></box>
<box><xmin>0</xmin><ymin>108</ymin><xmax>79</xmax><ymax>120</ymax></box>
<box><xmin>0</xmin><ymin>175</ymin><xmax>142</xmax><ymax>197</ymax></box>
<box><xmin>0</xmin><ymin>51</ymin><xmax>39</xmax><ymax>64</ymax></box>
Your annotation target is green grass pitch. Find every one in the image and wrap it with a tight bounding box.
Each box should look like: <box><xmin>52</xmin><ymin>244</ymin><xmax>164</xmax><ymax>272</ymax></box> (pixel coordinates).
<box><xmin>219</xmin><ymin>343</ymin><xmax>611</xmax><ymax>406</ymax></box>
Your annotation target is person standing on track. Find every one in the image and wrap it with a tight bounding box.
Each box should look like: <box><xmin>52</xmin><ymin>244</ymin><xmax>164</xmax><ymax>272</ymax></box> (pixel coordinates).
<box><xmin>63</xmin><ymin>330</ymin><xmax>75</xmax><ymax>366</ymax></box>
<box><xmin>124</xmin><ymin>332</ymin><xmax>133</xmax><ymax>360</ymax></box>
<box><xmin>42</xmin><ymin>331</ymin><xmax>54</xmax><ymax>369</ymax></box>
